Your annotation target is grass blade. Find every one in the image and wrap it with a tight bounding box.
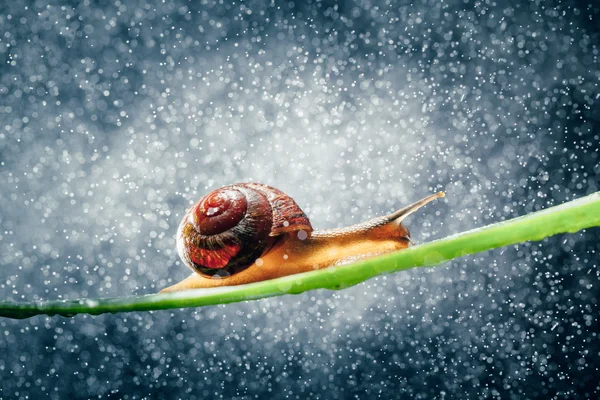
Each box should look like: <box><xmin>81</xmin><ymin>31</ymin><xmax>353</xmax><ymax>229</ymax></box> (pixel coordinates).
<box><xmin>1</xmin><ymin>192</ymin><xmax>599</xmax><ymax>319</ymax></box>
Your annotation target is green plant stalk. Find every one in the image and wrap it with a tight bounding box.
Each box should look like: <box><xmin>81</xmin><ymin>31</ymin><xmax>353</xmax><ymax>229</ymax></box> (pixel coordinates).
<box><xmin>1</xmin><ymin>192</ymin><xmax>599</xmax><ymax>320</ymax></box>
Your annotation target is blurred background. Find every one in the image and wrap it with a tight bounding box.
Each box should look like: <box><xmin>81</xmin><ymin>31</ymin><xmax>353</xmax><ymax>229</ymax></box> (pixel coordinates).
<box><xmin>1</xmin><ymin>0</ymin><xmax>598</xmax><ymax>398</ymax></box>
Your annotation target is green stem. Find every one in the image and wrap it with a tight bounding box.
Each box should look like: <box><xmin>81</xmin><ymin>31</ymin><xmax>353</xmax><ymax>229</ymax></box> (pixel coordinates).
<box><xmin>2</xmin><ymin>192</ymin><xmax>600</xmax><ymax>320</ymax></box>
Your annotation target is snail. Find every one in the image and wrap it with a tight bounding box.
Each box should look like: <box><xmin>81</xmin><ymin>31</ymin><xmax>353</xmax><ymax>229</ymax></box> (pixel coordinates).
<box><xmin>161</xmin><ymin>183</ymin><xmax>444</xmax><ymax>292</ymax></box>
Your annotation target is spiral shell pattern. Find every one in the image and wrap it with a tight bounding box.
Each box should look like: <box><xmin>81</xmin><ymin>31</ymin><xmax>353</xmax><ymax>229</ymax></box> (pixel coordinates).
<box><xmin>177</xmin><ymin>183</ymin><xmax>312</xmax><ymax>277</ymax></box>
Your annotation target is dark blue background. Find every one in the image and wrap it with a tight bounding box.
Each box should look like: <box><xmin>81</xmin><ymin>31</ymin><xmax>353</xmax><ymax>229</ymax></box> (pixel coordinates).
<box><xmin>1</xmin><ymin>0</ymin><xmax>598</xmax><ymax>398</ymax></box>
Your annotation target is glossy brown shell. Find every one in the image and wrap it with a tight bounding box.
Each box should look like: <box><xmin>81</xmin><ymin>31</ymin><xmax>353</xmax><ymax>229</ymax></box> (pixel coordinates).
<box><xmin>243</xmin><ymin>183</ymin><xmax>313</xmax><ymax>236</ymax></box>
<box><xmin>176</xmin><ymin>183</ymin><xmax>313</xmax><ymax>277</ymax></box>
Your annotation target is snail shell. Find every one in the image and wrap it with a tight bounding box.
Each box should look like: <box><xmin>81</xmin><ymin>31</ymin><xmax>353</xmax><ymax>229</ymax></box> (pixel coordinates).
<box><xmin>163</xmin><ymin>183</ymin><xmax>444</xmax><ymax>292</ymax></box>
<box><xmin>176</xmin><ymin>183</ymin><xmax>312</xmax><ymax>278</ymax></box>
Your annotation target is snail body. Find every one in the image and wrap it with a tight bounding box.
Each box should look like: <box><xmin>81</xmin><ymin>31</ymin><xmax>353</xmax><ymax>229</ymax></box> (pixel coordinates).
<box><xmin>162</xmin><ymin>183</ymin><xmax>444</xmax><ymax>292</ymax></box>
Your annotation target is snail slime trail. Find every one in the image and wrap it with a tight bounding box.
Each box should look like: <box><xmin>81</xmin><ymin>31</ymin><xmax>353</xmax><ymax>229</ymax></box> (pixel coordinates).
<box><xmin>162</xmin><ymin>184</ymin><xmax>444</xmax><ymax>292</ymax></box>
